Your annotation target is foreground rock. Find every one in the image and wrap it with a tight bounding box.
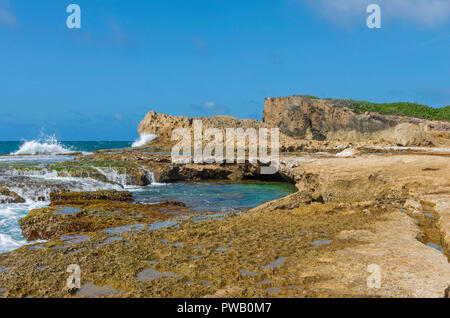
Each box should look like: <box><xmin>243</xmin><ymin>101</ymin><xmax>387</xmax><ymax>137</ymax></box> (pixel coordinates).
<box><xmin>1</xmin><ymin>153</ymin><xmax>449</xmax><ymax>298</ymax></box>
<box><xmin>49</xmin><ymin>190</ymin><xmax>133</xmax><ymax>206</ymax></box>
<box><xmin>19</xmin><ymin>190</ymin><xmax>186</xmax><ymax>241</ymax></box>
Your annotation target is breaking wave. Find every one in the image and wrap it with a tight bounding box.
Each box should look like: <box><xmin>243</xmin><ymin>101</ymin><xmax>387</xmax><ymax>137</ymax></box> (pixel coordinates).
<box><xmin>12</xmin><ymin>136</ymin><xmax>72</xmax><ymax>155</ymax></box>
<box><xmin>132</xmin><ymin>133</ymin><xmax>158</xmax><ymax>148</ymax></box>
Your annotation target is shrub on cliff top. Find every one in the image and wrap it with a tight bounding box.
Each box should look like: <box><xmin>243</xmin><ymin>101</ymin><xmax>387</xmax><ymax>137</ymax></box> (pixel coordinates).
<box><xmin>345</xmin><ymin>101</ymin><xmax>450</xmax><ymax>121</ymax></box>
<box><xmin>301</xmin><ymin>95</ymin><xmax>450</xmax><ymax>121</ymax></box>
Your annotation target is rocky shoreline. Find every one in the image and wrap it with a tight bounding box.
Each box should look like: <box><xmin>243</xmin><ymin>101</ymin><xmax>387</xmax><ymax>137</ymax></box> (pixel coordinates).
<box><xmin>0</xmin><ymin>96</ymin><xmax>449</xmax><ymax>298</ymax></box>
<box><xmin>0</xmin><ymin>148</ymin><xmax>449</xmax><ymax>298</ymax></box>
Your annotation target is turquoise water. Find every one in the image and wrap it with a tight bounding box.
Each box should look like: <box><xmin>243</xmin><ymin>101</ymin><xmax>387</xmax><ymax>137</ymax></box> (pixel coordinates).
<box><xmin>134</xmin><ymin>182</ymin><xmax>296</xmax><ymax>211</ymax></box>
<box><xmin>0</xmin><ymin>141</ymin><xmax>132</xmax><ymax>155</ymax></box>
<box><xmin>0</xmin><ymin>181</ymin><xmax>295</xmax><ymax>253</ymax></box>
<box><xmin>0</xmin><ymin>137</ymin><xmax>296</xmax><ymax>253</ymax></box>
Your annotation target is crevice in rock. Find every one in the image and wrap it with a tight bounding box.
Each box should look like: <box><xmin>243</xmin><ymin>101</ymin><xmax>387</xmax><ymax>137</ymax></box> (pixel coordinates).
<box><xmin>411</xmin><ymin>201</ymin><xmax>449</xmax><ymax>262</ymax></box>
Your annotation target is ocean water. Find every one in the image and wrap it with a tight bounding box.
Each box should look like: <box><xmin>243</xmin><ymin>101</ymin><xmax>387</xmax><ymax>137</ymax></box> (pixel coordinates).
<box><xmin>0</xmin><ymin>138</ymin><xmax>296</xmax><ymax>254</ymax></box>
<box><xmin>134</xmin><ymin>182</ymin><xmax>295</xmax><ymax>211</ymax></box>
<box><xmin>0</xmin><ymin>140</ymin><xmax>132</xmax><ymax>155</ymax></box>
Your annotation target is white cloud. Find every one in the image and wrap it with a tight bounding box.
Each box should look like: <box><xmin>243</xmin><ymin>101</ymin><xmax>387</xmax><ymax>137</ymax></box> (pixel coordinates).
<box><xmin>203</xmin><ymin>101</ymin><xmax>215</xmax><ymax>109</ymax></box>
<box><xmin>298</xmin><ymin>0</ymin><xmax>450</xmax><ymax>27</ymax></box>
<box><xmin>191</xmin><ymin>101</ymin><xmax>230</xmax><ymax>115</ymax></box>
<box><xmin>0</xmin><ymin>0</ymin><xmax>18</xmax><ymax>28</ymax></box>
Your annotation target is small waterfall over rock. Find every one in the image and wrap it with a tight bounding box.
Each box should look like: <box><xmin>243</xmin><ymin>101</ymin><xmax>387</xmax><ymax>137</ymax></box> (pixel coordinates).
<box><xmin>93</xmin><ymin>167</ymin><xmax>130</xmax><ymax>188</ymax></box>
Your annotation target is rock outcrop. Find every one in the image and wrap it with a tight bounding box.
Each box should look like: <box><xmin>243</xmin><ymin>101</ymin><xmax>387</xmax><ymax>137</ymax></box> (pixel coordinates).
<box><xmin>263</xmin><ymin>95</ymin><xmax>450</xmax><ymax>146</ymax></box>
<box><xmin>138</xmin><ymin>97</ymin><xmax>449</xmax><ymax>150</ymax></box>
<box><xmin>0</xmin><ymin>187</ymin><xmax>25</xmax><ymax>204</ymax></box>
<box><xmin>138</xmin><ymin>111</ymin><xmax>267</xmax><ymax>138</ymax></box>
<box><xmin>3</xmin><ymin>153</ymin><xmax>450</xmax><ymax>298</ymax></box>
<box><xmin>19</xmin><ymin>190</ymin><xmax>184</xmax><ymax>241</ymax></box>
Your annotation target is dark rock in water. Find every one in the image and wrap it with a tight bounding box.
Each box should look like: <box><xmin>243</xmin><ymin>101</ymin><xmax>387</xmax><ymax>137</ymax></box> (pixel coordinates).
<box><xmin>159</xmin><ymin>200</ymin><xmax>186</xmax><ymax>208</ymax></box>
<box><xmin>0</xmin><ymin>187</ymin><xmax>25</xmax><ymax>203</ymax></box>
<box><xmin>19</xmin><ymin>198</ymin><xmax>176</xmax><ymax>240</ymax></box>
<box><xmin>50</xmin><ymin>190</ymin><xmax>133</xmax><ymax>205</ymax></box>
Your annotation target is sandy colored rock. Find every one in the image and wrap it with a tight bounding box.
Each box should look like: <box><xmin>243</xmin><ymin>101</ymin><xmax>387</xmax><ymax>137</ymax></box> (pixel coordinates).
<box><xmin>1</xmin><ymin>151</ymin><xmax>449</xmax><ymax>298</ymax></box>
<box><xmin>404</xmin><ymin>199</ymin><xmax>422</xmax><ymax>211</ymax></box>
<box><xmin>263</xmin><ymin>95</ymin><xmax>449</xmax><ymax>145</ymax></box>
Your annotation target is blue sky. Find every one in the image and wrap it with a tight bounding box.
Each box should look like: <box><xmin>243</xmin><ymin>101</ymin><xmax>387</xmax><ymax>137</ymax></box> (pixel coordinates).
<box><xmin>0</xmin><ymin>0</ymin><xmax>449</xmax><ymax>140</ymax></box>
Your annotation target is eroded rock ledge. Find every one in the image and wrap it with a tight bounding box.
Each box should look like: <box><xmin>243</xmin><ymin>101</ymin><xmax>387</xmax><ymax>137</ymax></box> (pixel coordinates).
<box><xmin>263</xmin><ymin>95</ymin><xmax>450</xmax><ymax>146</ymax></box>
<box><xmin>0</xmin><ymin>152</ymin><xmax>449</xmax><ymax>298</ymax></box>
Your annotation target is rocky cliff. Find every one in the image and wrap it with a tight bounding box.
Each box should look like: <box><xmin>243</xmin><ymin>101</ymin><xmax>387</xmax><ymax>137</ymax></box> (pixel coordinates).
<box><xmin>138</xmin><ymin>111</ymin><xmax>267</xmax><ymax>139</ymax></box>
<box><xmin>137</xmin><ymin>96</ymin><xmax>450</xmax><ymax>149</ymax></box>
<box><xmin>137</xmin><ymin>111</ymin><xmax>360</xmax><ymax>153</ymax></box>
<box><xmin>263</xmin><ymin>95</ymin><xmax>450</xmax><ymax>146</ymax></box>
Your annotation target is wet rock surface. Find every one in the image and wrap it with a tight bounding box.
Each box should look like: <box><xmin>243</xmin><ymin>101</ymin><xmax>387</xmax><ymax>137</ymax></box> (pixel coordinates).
<box><xmin>0</xmin><ymin>187</ymin><xmax>25</xmax><ymax>204</ymax></box>
<box><xmin>50</xmin><ymin>190</ymin><xmax>134</xmax><ymax>205</ymax></box>
<box><xmin>0</xmin><ymin>152</ymin><xmax>449</xmax><ymax>298</ymax></box>
<box><xmin>18</xmin><ymin>190</ymin><xmax>187</xmax><ymax>241</ymax></box>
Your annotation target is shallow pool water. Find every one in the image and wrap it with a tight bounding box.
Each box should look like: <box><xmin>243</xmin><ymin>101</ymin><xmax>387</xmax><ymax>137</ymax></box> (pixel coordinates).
<box><xmin>133</xmin><ymin>181</ymin><xmax>296</xmax><ymax>212</ymax></box>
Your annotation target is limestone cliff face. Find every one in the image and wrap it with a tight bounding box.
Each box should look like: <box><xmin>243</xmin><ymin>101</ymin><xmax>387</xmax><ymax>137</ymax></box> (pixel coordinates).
<box><xmin>138</xmin><ymin>111</ymin><xmax>267</xmax><ymax>139</ymax></box>
<box><xmin>138</xmin><ymin>96</ymin><xmax>450</xmax><ymax>149</ymax></box>
<box><xmin>263</xmin><ymin>95</ymin><xmax>450</xmax><ymax>146</ymax></box>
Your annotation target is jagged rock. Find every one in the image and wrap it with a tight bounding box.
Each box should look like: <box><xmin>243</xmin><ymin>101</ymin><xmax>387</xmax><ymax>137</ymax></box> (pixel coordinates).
<box><xmin>138</xmin><ymin>110</ymin><xmax>267</xmax><ymax>140</ymax></box>
<box><xmin>263</xmin><ymin>95</ymin><xmax>448</xmax><ymax>146</ymax></box>
<box><xmin>335</xmin><ymin>148</ymin><xmax>359</xmax><ymax>157</ymax></box>
<box><xmin>50</xmin><ymin>190</ymin><xmax>133</xmax><ymax>206</ymax></box>
<box><xmin>19</xmin><ymin>198</ymin><xmax>179</xmax><ymax>240</ymax></box>
<box><xmin>159</xmin><ymin>200</ymin><xmax>186</xmax><ymax>208</ymax></box>
<box><xmin>1</xmin><ymin>153</ymin><xmax>450</xmax><ymax>298</ymax></box>
<box><xmin>404</xmin><ymin>200</ymin><xmax>422</xmax><ymax>211</ymax></box>
<box><xmin>391</xmin><ymin>123</ymin><xmax>436</xmax><ymax>146</ymax></box>
<box><xmin>0</xmin><ymin>187</ymin><xmax>25</xmax><ymax>204</ymax></box>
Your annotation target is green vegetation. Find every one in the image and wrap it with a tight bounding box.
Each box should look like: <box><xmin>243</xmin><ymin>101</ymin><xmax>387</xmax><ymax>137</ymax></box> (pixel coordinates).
<box><xmin>48</xmin><ymin>160</ymin><xmax>139</xmax><ymax>172</ymax></box>
<box><xmin>300</xmin><ymin>95</ymin><xmax>450</xmax><ymax>121</ymax></box>
<box><xmin>345</xmin><ymin>100</ymin><xmax>450</xmax><ymax>121</ymax></box>
<box><xmin>301</xmin><ymin>95</ymin><xmax>320</xmax><ymax>100</ymax></box>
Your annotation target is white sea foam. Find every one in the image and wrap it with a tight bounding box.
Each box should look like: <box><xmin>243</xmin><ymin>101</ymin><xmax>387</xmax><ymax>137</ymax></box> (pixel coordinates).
<box><xmin>0</xmin><ymin>233</ymin><xmax>25</xmax><ymax>252</ymax></box>
<box><xmin>132</xmin><ymin>133</ymin><xmax>158</xmax><ymax>148</ymax></box>
<box><xmin>93</xmin><ymin>167</ymin><xmax>130</xmax><ymax>188</ymax></box>
<box><xmin>0</xmin><ymin>155</ymin><xmax>163</xmax><ymax>253</ymax></box>
<box><xmin>0</xmin><ymin>202</ymin><xmax>47</xmax><ymax>253</ymax></box>
<box><xmin>12</xmin><ymin>136</ymin><xmax>72</xmax><ymax>155</ymax></box>
<box><xmin>143</xmin><ymin>168</ymin><xmax>166</xmax><ymax>186</ymax></box>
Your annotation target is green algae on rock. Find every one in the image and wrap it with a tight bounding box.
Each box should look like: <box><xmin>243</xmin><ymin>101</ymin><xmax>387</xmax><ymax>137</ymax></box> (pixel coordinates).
<box><xmin>19</xmin><ymin>190</ymin><xmax>188</xmax><ymax>241</ymax></box>
<box><xmin>50</xmin><ymin>190</ymin><xmax>134</xmax><ymax>206</ymax></box>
